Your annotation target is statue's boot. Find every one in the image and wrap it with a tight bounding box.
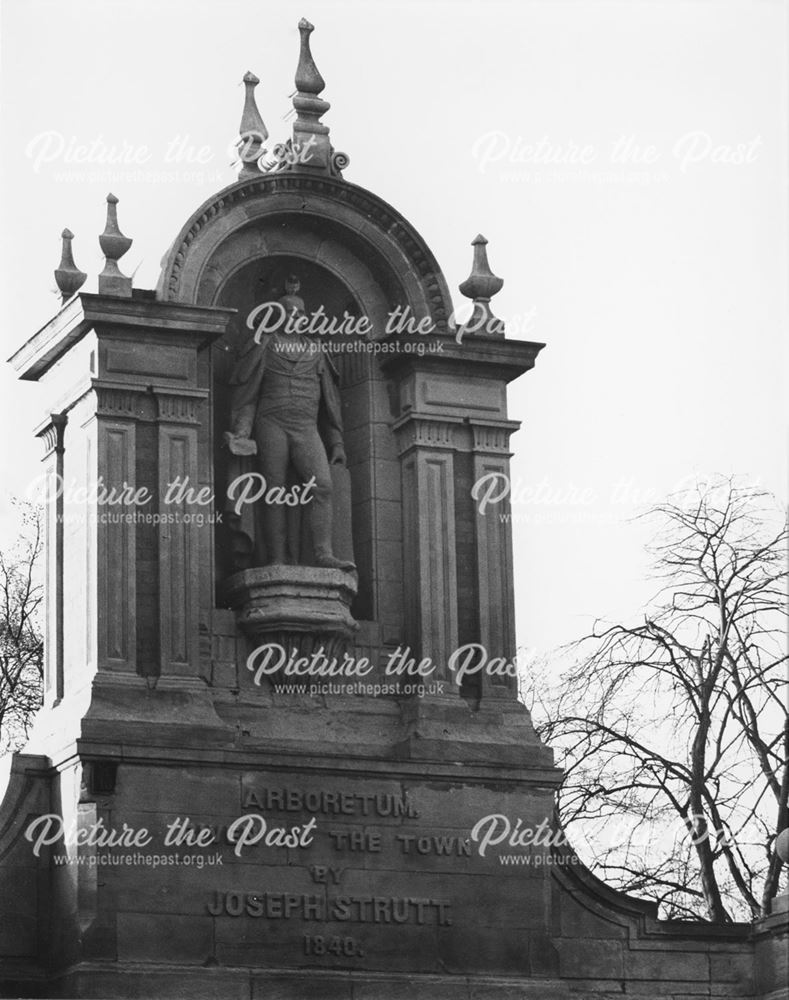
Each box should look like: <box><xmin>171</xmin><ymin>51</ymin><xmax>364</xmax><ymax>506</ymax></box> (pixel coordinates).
<box><xmin>314</xmin><ymin>550</ymin><xmax>356</xmax><ymax>572</ymax></box>
<box><xmin>312</xmin><ymin>490</ymin><xmax>355</xmax><ymax>572</ymax></box>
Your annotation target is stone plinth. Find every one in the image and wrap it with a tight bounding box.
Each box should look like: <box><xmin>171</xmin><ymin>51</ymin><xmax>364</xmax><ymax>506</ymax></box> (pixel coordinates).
<box><xmin>223</xmin><ymin>565</ymin><xmax>359</xmax><ymax>657</ymax></box>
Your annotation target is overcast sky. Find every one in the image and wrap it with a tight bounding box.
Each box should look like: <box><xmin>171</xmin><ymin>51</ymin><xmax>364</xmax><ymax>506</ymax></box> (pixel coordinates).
<box><xmin>1</xmin><ymin>0</ymin><xmax>786</xmax><ymax>658</ymax></box>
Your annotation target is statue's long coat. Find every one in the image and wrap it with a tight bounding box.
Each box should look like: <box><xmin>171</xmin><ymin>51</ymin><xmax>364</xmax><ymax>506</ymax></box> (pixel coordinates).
<box><xmin>227</xmin><ymin>332</ymin><xmax>344</xmax><ymax>454</ymax></box>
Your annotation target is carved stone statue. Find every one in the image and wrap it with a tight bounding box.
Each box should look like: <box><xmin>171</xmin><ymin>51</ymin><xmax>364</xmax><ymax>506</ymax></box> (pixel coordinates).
<box><xmin>224</xmin><ymin>276</ymin><xmax>354</xmax><ymax>571</ymax></box>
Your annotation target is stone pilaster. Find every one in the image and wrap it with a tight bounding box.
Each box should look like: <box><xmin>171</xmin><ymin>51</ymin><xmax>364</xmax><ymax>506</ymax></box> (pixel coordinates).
<box><xmin>470</xmin><ymin>418</ymin><xmax>521</xmax><ymax>699</ymax></box>
<box><xmin>93</xmin><ymin>382</ymin><xmax>142</xmax><ymax>676</ymax></box>
<box><xmin>36</xmin><ymin>412</ymin><xmax>67</xmax><ymax>706</ymax></box>
<box><xmin>152</xmin><ymin>387</ymin><xmax>208</xmax><ymax>683</ymax></box>
<box><xmin>394</xmin><ymin>414</ymin><xmax>460</xmax><ymax>686</ymax></box>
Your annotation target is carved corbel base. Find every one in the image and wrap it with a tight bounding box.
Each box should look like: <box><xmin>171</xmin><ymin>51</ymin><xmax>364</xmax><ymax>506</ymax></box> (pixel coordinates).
<box><xmin>223</xmin><ymin>565</ymin><xmax>359</xmax><ymax>660</ymax></box>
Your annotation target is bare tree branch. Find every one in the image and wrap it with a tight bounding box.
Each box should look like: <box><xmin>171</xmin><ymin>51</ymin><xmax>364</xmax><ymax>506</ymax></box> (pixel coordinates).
<box><xmin>525</xmin><ymin>478</ymin><xmax>788</xmax><ymax>921</ymax></box>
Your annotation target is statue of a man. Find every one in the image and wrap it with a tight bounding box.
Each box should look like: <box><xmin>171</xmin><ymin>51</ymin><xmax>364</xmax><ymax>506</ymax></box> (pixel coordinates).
<box><xmin>224</xmin><ymin>276</ymin><xmax>354</xmax><ymax>570</ymax></box>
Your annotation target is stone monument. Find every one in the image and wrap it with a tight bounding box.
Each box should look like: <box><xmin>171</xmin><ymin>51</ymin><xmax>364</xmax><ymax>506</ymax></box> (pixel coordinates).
<box><xmin>0</xmin><ymin>18</ymin><xmax>785</xmax><ymax>1000</ymax></box>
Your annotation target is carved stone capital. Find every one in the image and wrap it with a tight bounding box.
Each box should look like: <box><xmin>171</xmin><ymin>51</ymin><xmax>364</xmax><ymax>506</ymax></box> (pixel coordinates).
<box><xmin>470</xmin><ymin>419</ymin><xmax>521</xmax><ymax>455</ymax></box>
<box><xmin>93</xmin><ymin>380</ymin><xmax>149</xmax><ymax>419</ymax></box>
<box><xmin>392</xmin><ymin>415</ymin><xmax>463</xmax><ymax>456</ymax></box>
<box><xmin>153</xmin><ymin>387</ymin><xmax>209</xmax><ymax>425</ymax></box>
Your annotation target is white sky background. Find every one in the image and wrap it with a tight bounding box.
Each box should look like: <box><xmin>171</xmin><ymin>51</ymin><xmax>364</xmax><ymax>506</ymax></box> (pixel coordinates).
<box><xmin>0</xmin><ymin>0</ymin><xmax>786</xmax><ymax>660</ymax></box>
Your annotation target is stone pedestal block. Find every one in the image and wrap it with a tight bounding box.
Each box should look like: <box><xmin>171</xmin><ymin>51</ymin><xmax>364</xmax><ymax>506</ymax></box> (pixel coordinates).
<box><xmin>223</xmin><ymin>565</ymin><xmax>359</xmax><ymax>658</ymax></box>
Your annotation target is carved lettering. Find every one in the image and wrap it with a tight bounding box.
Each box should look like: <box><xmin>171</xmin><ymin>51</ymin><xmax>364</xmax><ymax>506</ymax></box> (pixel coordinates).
<box><xmin>241</xmin><ymin>786</ymin><xmax>417</xmax><ymax>818</ymax></box>
<box><xmin>328</xmin><ymin>829</ymin><xmax>382</xmax><ymax>852</ymax></box>
<box><xmin>205</xmin><ymin>891</ymin><xmax>452</xmax><ymax>925</ymax></box>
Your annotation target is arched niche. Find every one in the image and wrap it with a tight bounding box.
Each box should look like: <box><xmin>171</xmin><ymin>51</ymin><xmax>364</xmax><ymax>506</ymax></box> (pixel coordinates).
<box><xmin>157</xmin><ymin>175</ymin><xmax>454</xmax><ymax>629</ymax></box>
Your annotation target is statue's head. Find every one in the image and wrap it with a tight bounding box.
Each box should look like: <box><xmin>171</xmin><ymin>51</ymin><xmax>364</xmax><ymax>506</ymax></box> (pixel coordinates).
<box><xmin>278</xmin><ymin>274</ymin><xmax>306</xmax><ymax>320</ymax></box>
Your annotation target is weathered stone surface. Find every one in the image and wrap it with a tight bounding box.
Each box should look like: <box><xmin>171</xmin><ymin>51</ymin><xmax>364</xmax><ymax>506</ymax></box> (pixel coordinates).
<box><xmin>555</xmin><ymin>937</ymin><xmax>624</xmax><ymax>979</ymax></box>
<box><xmin>116</xmin><ymin>913</ymin><xmax>214</xmax><ymax>963</ymax></box>
<box><xmin>625</xmin><ymin>947</ymin><xmax>710</xmax><ymax>982</ymax></box>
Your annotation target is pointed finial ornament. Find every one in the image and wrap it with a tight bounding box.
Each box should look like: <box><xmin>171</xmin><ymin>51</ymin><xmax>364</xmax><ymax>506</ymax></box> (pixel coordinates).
<box><xmin>238</xmin><ymin>71</ymin><xmax>269</xmax><ymax>179</ymax></box>
<box><xmin>274</xmin><ymin>17</ymin><xmax>349</xmax><ymax>178</ymax></box>
<box><xmin>54</xmin><ymin>228</ymin><xmax>87</xmax><ymax>302</ymax></box>
<box><xmin>295</xmin><ymin>18</ymin><xmax>325</xmax><ymax>94</ymax></box>
<box><xmin>458</xmin><ymin>235</ymin><xmax>505</xmax><ymax>339</ymax></box>
<box><xmin>98</xmin><ymin>193</ymin><xmax>132</xmax><ymax>297</ymax></box>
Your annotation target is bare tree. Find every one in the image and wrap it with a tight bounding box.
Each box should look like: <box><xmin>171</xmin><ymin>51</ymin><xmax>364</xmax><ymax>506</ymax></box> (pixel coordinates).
<box><xmin>0</xmin><ymin>502</ymin><xmax>44</xmax><ymax>756</ymax></box>
<box><xmin>526</xmin><ymin>479</ymin><xmax>788</xmax><ymax>922</ymax></box>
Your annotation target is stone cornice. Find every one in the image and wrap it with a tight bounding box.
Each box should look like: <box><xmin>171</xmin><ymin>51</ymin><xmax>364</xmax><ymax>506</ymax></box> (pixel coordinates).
<box><xmin>380</xmin><ymin>332</ymin><xmax>546</xmax><ymax>384</ymax></box>
<box><xmin>71</xmin><ymin>737</ymin><xmax>564</xmax><ymax>788</ymax></box>
<box><xmin>8</xmin><ymin>292</ymin><xmax>235</xmax><ymax>382</ymax></box>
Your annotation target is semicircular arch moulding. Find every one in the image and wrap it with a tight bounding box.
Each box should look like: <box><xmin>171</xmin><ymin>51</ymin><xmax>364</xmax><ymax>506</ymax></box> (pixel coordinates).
<box><xmin>156</xmin><ymin>174</ymin><xmax>454</xmax><ymax>327</ymax></box>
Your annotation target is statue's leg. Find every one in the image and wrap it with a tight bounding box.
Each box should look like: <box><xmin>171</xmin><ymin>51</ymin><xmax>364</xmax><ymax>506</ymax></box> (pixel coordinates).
<box><xmin>290</xmin><ymin>430</ymin><xmax>352</xmax><ymax>570</ymax></box>
<box><xmin>256</xmin><ymin>418</ymin><xmax>289</xmax><ymax>565</ymax></box>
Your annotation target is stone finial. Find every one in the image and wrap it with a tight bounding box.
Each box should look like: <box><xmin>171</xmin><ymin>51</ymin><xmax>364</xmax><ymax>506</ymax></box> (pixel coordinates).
<box><xmin>238</xmin><ymin>71</ymin><xmax>269</xmax><ymax>179</ymax></box>
<box><xmin>295</xmin><ymin>18</ymin><xmax>325</xmax><ymax>94</ymax></box>
<box><xmin>277</xmin><ymin>17</ymin><xmax>348</xmax><ymax>178</ymax></box>
<box><xmin>457</xmin><ymin>235</ymin><xmax>505</xmax><ymax>339</ymax></box>
<box><xmin>98</xmin><ymin>193</ymin><xmax>132</xmax><ymax>297</ymax></box>
<box><xmin>459</xmin><ymin>234</ymin><xmax>504</xmax><ymax>301</ymax></box>
<box><xmin>54</xmin><ymin>228</ymin><xmax>87</xmax><ymax>302</ymax></box>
